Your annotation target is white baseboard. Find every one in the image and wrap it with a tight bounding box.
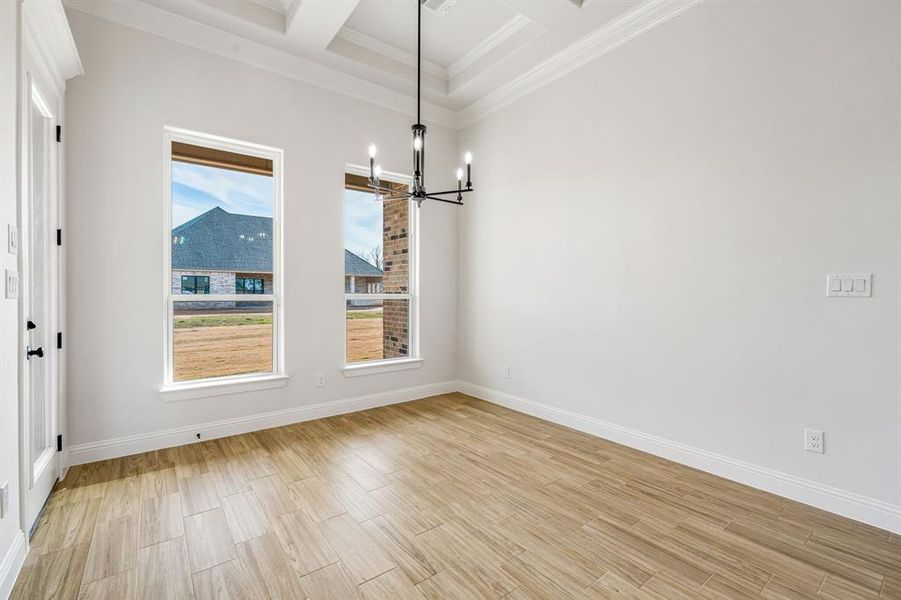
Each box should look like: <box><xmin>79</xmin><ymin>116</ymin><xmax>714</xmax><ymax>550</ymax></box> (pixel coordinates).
<box><xmin>457</xmin><ymin>381</ymin><xmax>901</xmax><ymax>534</ymax></box>
<box><xmin>0</xmin><ymin>530</ymin><xmax>26</xmax><ymax>600</ymax></box>
<box><xmin>67</xmin><ymin>380</ymin><xmax>457</xmax><ymax>466</ymax></box>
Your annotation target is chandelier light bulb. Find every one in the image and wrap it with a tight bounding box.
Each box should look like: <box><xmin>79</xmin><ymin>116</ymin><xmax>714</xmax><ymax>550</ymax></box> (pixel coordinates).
<box><xmin>464</xmin><ymin>151</ymin><xmax>473</xmax><ymax>164</ymax></box>
<box><xmin>413</xmin><ymin>137</ymin><xmax>422</xmax><ymax>151</ymax></box>
<box><xmin>456</xmin><ymin>168</ymin><xmax>464</xmax><ymax>180</ymax></box>
<box><xmin>374</xmin><ymin>164</ymin><xmax>382</xmax><ymax>178</ymax></box>
<box><xmin>368</xmin><ymin>144</ymin><xmax>377</xmax><ymax>158</ymax></box>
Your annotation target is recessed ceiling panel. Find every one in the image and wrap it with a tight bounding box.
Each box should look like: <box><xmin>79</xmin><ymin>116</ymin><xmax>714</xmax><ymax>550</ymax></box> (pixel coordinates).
<box><xmin>344</xmin><ymin>0</ymin><xmax>517</xmax><ymax>67</ymax></box>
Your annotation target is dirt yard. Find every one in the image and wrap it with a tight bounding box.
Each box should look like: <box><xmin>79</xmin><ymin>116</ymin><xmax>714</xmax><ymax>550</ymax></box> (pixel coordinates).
<box><xmin>173</xmin><ymin>311</ymin><xmax>385</xmax><ymax>380</ymax></box>
<box><xmin>346</xmin><ymin>316</ymin><xmax>383</xmax><ymax>362</ymax></box>
<box><xmin>173</xmin><ymin>317</ymin><xmax>273</xmax><ymax>381</ymax></box>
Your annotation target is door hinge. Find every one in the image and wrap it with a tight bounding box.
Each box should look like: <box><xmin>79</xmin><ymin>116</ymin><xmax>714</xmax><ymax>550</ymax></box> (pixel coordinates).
<box><xmin>57</xmin><ymin>332</ymin><xmax>62</xmax><ymax>349</ymax></box>
<box><xmin>56</xmin><ymin>434</ymin><xmax>62</xmax><ymax>452</ymax></box>
<box><xmin>56</xmin><ymin>229</ymin><xmax>62</xmax><ymax>246</ymax></box>
<box><xmin>56</xmin><ymin>125</ymin><xmax>62</xmax><ymax>143</ymax></box>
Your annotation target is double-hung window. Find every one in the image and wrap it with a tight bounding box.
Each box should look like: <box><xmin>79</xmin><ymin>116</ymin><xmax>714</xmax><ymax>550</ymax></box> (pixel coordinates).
<box><xmin>344</xmin><ymin>171</ymin><xmax>418</xmax><ymax>369</ymax></box>
<box><xmin>163</xmin><ymin>128</ymin><xmax>283</xmax><ymax>390</ymax></box>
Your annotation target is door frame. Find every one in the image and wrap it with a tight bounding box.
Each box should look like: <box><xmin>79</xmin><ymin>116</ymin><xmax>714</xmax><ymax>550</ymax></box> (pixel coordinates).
<box><xmin>18</xmin><ymin>45</ymin><xmax>63</xmax><ymax>535</ymax></box>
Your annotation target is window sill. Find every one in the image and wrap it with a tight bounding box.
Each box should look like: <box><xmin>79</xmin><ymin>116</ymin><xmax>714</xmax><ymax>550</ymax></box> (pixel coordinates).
<box><xmin>342</xmin><ymin>358</ymin><xmax>423</xmax><ymax>378</ymax></box>
<box><xmin>160</xmin><ymin>374</ymin><xmax>289</xmax><ymax>402</ymax></box>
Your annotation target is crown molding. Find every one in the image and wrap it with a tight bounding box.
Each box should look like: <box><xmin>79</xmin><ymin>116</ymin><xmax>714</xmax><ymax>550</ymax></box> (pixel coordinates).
<box><xmin>336</xmin><ymin>26</ymin><xmax>447</xmax><ymax>81</ymax></box>
<box><xmin>24</xmin><ymin>0</ymin><xmax>84</xmax><ymax>94</ymax></box>
<box><xmin>64</xmin><ymin>0</ymin><xmax>459</xmax><ymax>129</ymax></box>
<box><xmin>64</xmin><ymin>0</ymin><xmax>703</xmax><ymax>131</ymax></box>
<box><xmin>457</xmin><ymin>0</ymin><xmax>702</xmax><ymax>127</ymax></box>
<box><xmin>446</xmin><ymin>13</ymin><xmax>531</xmax><ymax>79</ymax></box>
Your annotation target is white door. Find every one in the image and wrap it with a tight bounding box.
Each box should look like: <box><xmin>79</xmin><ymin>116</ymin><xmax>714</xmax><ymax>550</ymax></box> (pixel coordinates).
<box><xmin>21</xmin><ymin>71</ymin><xmax>59</xmax><ymax>534</ymax></box>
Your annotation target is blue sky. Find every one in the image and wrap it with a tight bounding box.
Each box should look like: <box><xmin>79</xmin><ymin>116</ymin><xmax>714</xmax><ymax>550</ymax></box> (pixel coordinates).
<box><xmin>344</xmin><ymin>188</ymin><xmax>382</xmax><ymax>263</ymax></box>
<box><xmin>171</xmin><ymin>161</ymin><xmax>273</xmax><ymax>227</ymax></box>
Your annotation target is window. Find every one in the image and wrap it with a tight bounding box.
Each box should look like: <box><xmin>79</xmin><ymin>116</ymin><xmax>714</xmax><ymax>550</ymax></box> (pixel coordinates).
<box><xmin>181</xmin><ymin>275</ymin><xmax>210</xmax><ymax>294</ymax></box>
<box><xmin>236</xmin><ymin>277</ymin><xmax>264</xmax><ymax>294</ymax></box>
<box><xmin>344</xmin><ymin>171</ymin><xmax>417</xmax><ymax>366</ymax></box>
<box><xmin>164</xmin><ymin>128</ymin><xmax>283</xmax><ymax>388</ymax></box>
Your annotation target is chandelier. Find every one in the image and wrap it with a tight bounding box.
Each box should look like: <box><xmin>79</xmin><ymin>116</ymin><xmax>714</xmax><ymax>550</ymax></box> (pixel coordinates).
<box><xmin>365</xmin><ymin>0</ymin><xmax>473</xmax><ymax>206</ymax></box>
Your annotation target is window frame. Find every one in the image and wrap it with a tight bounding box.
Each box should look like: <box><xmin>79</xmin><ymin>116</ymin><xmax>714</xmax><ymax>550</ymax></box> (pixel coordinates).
<box><xmin>161</xmin><ymin>127</ymin><xmax>286</xmax><ymax>398</ymax></box>
<box><xmin>342</xmin><ymin>164</ymin><xmax>421</xmax><ymax>375</ymax></box>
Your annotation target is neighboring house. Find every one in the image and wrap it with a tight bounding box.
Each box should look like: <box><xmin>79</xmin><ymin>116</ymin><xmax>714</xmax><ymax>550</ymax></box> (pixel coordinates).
<box><xmin>173</xmin><ymin>207</ymin><xmax>383</xmax><ymax>307</ymax></box>
<box><xmin>172</xmin><ymin>207</ymin><xmax>272</xmax><ymax>306</ymax></box>
<box><xmin>344</xmin><ymin>249</ymin><xmax>383</xmax><ymax>307</ymax></box>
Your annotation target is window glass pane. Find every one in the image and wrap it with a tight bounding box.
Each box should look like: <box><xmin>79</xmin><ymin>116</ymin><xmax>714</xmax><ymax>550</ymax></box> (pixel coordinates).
<box><xmin>345</xmin><ymin>188</ymin><xmax>409</xmax><ymax>294</ymax></box>
<box><xmin>173</xmin><ymin>300</ymin><xmax>273</xmax><ymax>382</ymax></box>
<box><xmin>171</xmin><ymin>155</ymin><xmax>274</xmax><ymax>296</ymax></box>
<box><xmin>345</xmin><ymin>299</ymin><xmax>409</xmax><ymax>363</ymax></box>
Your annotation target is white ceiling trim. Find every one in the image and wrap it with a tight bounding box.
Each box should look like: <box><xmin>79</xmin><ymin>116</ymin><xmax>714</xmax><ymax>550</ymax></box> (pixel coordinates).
<box><xmin>336</xmin><ymin>27</ymin><xmax>447</xmax><ymax>80</ymax></box>
<box><xmin>65</xmin><ymin>0</ymin><xmax>458</xmax><ymax>128</ymax></box>
<box><xmin>457</xmin><ymin>0</ymin><xmax>703</xmax><ymax>128</ymax></box>
<box><xmin>445</xmin><ymin>13</ymin><xmax>532</xmax><ymax>80</ymax></box>
<box><xmin>64</xmin><ymin>0</ymin><xmax>703</xmax><ymax>131</ymax></box>
<box><xmin>24</xmin><ymin>0</ymin><xmax>84</xmax><ymax>94</ymax></box>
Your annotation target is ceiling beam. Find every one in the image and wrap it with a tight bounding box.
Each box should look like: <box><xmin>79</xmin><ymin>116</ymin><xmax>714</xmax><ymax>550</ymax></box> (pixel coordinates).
<box><xmin>285</xmin><ymin>0</ymin><xmax>359</xmax><ymax>52</ymax></box>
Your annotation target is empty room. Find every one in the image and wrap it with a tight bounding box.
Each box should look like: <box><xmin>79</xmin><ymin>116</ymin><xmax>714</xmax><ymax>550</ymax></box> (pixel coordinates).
<box><xmin>0</xmin><ymin>0</ymin><xmax>899</xmax><ymax>598</ymax></box>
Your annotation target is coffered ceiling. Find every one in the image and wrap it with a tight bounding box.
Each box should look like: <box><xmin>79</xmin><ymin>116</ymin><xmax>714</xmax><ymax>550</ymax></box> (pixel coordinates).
<box><xmin>64</xmin><ymin>0</ymin><xmax>701</xmax><ymax>128</ymax></box>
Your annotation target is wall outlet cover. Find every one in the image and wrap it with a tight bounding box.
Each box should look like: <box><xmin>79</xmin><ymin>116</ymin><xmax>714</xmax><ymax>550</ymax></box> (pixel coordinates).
<box><xmin>804</xmin><ymin>428</ymin><xmax>824</xmax><ymax>453</ymax></box>
<box><xmin>316</xmin><ymin>373</ymin><xmax>326</xmax><ymax>388</ymax></box>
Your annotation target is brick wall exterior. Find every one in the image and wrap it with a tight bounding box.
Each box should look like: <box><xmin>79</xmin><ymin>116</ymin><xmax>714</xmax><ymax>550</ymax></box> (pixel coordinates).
<box><xmin>382</xmin><ymin>198</ymin><xmax>409</xmax><ymax>358</ymax></box>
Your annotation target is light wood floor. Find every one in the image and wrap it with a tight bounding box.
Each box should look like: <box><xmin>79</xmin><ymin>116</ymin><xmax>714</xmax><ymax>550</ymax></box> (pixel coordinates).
<box><xmin>11</xmin><ymin>393</ymin><xmax>899</xmax><ymax>599</ymax></box>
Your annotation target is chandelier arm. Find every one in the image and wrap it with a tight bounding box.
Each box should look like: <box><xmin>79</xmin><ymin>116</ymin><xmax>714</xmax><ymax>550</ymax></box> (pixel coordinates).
<box><xmin>381</xmin><ymin>193</ymin><xmax>414</xmax><ymax>201</ymax></box>
<box><xmin>424</xmin><ymin>188</ymin><xmax>474</xmax><ymax>197</ymax></box>
<box><xmin>366</xmin><ymin>183</ymin><xmax>407</xmax><ymax>194</ymax></box>
<box><xmin>425</xmin><ymin>195</ymin><xmax>464</xmax><ymax>205</ymax></box>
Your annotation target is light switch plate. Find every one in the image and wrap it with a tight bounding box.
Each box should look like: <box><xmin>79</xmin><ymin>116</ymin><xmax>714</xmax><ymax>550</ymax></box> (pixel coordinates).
<box><xmin>4</xmin><ymin>269</ymin><xmax>18</xmax><ymax>299</ymax></box>
<box><xmin>7</xmin><ymin>223</ymin><xmax>18</xmax><ymax>255</ymax></box>
<box><xmin>826</xmin><ymin>273</ymin><xmax>871</xmax><ymax>297</ymax></box>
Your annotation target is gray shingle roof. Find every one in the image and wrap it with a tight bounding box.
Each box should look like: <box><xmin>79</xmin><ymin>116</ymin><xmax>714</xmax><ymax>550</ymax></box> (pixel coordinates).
<box><xmin>345</xmin><ymin>249</ymin><xmax>383</xmax><ymax>277</ymax></box>
<box><xmin>172</xmin><ymin>208</ymin><xmax>383</xmax><ymax>278</ymax></box>
<box><xmin>172</xmin><ymin>207</ymin><xmax>272</xmax><ymax>272</ymax></box>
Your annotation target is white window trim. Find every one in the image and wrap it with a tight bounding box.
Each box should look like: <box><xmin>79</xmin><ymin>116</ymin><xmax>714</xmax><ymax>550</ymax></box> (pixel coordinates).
<box><xmin>161</xmin><ymin>127</ymin><xmax>286</xmax><ymax>399</ymax></box>
<box><xmin>343</xmin><ymin>164</ymin><xmax>421</xmax><ymax>374</ymax></box>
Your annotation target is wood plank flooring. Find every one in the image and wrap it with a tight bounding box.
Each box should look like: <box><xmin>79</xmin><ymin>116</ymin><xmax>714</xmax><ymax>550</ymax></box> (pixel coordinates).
<box><xmin>11</xmin><ymin>393</ymin><xmax>900</xmax><ymax>599</ymax></box>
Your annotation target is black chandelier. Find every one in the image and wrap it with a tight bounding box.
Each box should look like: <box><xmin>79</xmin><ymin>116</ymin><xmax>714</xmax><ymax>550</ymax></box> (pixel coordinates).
<box><xmin>365</xmin><ymin>0</ymin><xmax>473</xmax><ymax>206</ymax></box>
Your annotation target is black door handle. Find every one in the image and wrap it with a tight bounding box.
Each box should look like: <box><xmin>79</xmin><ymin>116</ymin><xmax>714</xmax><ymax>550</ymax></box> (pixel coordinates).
<box><xmin>27</xmin><ymin>346</ymin><xmax>43</xmax><ymax>359</ymax></box>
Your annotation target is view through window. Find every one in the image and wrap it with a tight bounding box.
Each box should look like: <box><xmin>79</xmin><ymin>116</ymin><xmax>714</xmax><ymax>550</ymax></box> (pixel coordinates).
<box><xmin>167</xmin><ymin>134</ymin><xmax>280</xmax><ymax>383</ymax></box>
<box><xmin>344</xmin><ymin>173</ymin><xmax>414</xmax><ymax>364</ymax></box>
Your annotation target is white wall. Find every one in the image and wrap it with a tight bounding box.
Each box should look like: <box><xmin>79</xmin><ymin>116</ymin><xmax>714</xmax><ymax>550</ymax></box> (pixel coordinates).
<box><xmin>459</xmin><ymin>0</ymin><xmax>901</xmax><ymax>513</ymax></box>
<box><xmin>64</xmin><ymin>10</ymin><xmax>458</xmax><ymax>452</ymax></box>
<box><xmin>0</xmin><ymin>0</ymin><xmax>25</xmax><ymax>595</ymax></box>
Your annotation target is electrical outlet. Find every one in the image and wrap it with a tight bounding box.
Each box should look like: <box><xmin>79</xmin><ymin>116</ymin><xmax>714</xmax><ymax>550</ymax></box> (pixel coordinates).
<box><xmin>804</xmin><ymin>428</ymin><xmax>824</xmax><ymax>453</ymax></box>
<box><xmin>502</xmin><ymin>365</ymin><xmax>510</xmax><ymax>379</ymax></box>
<box><xmin>0</xmin><ymin>481</ymin><xmax>8</xmax><ymax>518</ymax></box>
<box><xmin>316</xmin><ymin>373</ymin><xmax>326</xmax><ymax>388</ymax></box>
<box><xmin>4</xmin><ymin>269</ymin><xmax>18</xmax><ymax>299</ymax></box>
